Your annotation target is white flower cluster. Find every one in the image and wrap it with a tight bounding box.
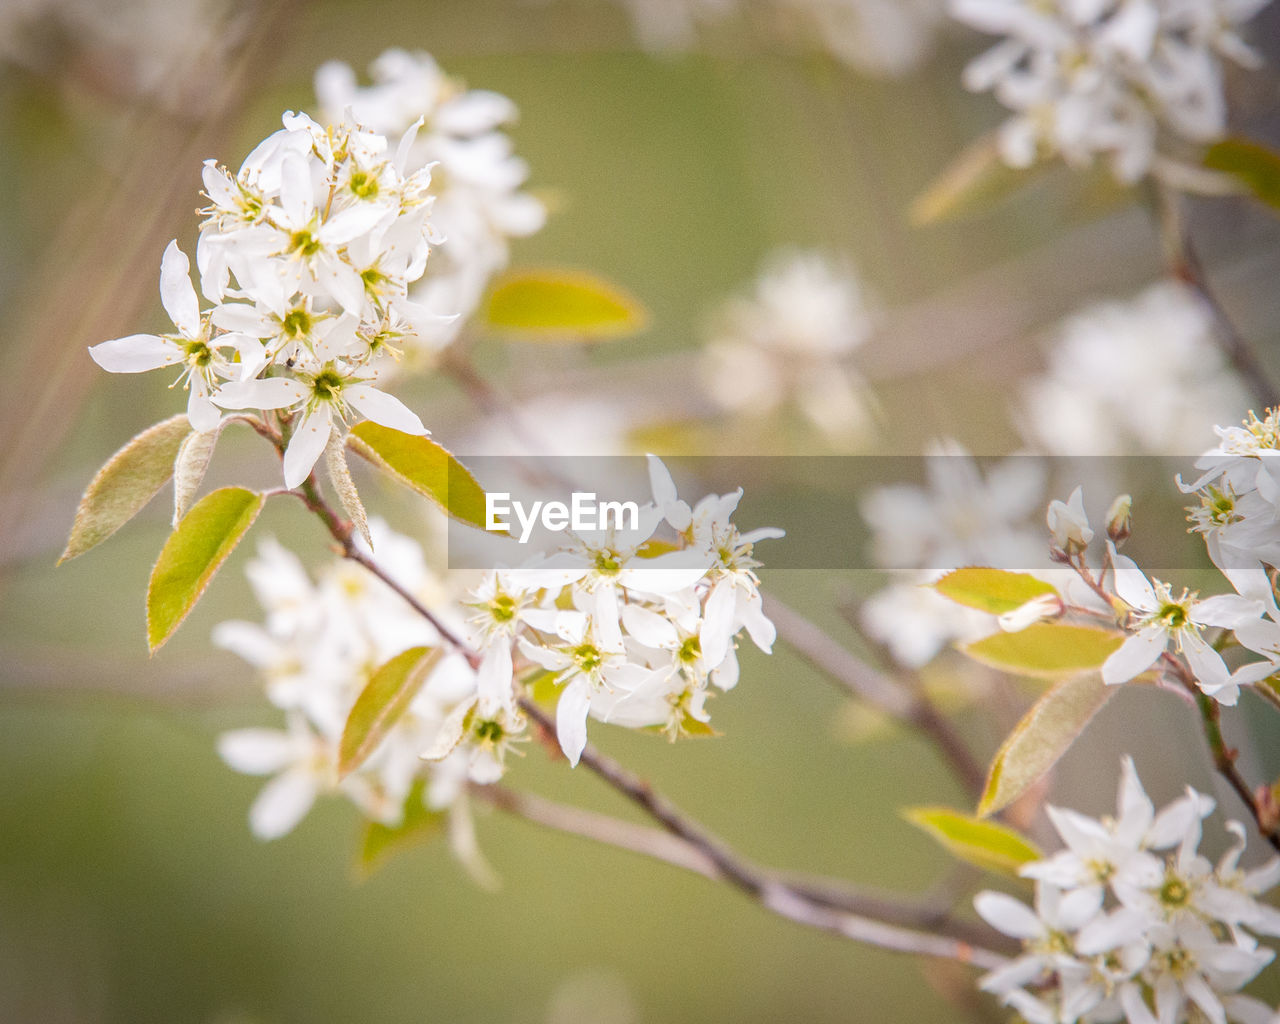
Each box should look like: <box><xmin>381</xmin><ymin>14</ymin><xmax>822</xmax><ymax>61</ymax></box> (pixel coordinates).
<box><xmin>450</xmin><ymin>457</ymin><xmax>783</xmax><ymax>766</ymax></box>
<box><xmin>215</xmin><ymin>522</ymin><xmax>483</xmax><ymax>840</ymax></box>
<box><xmin>315</xmin><ymin>49</ymin><xmax>546</xmax><ymax>358</ymax></box>
<box><xmin>976</xmin><ymin>758</ymin><xmax>1279</xmax><ymax>1024</ymax></box>
<box><xmin>700</xmin><ymin>250</ymin><xmax>876</xmax><ymax>443</ymax></box>
<box><xmin>859</xmin><ymin>443</ymin><xmax>1048</xmax><ymax>666</ymax></box>
<box><xmin>90</xmin><ymin>109</ymin><xmax>440</xmax><ymax>487</ymax></box>
<box><xmin>1020</xmin><ymin>282</ymin><xmax>1246</xmax><ymax>456</ymax></box>
<box><xmin>951</xmin><ymin>0</ymin><xmax>1271</xmax><ymax>181</ymax></box>
<box><xmin>217</xmin><ymin>460</ymin><xmax>780</xmax><ymax>838</ymax></box>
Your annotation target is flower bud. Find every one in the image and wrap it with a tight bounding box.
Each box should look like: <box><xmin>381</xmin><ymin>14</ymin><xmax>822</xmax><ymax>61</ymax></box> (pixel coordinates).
<box><xmin>1106</xmin><ymin>494</ymin><xmax>1132</xmax><ymax>546</ymax></box>
<box><xmin>1046</xmin><ymin>486</ymin><xmax>1093</xmax><ymax>555</ymax></box>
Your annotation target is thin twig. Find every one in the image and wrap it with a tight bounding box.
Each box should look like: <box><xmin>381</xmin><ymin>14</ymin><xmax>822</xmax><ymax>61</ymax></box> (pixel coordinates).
<box><xmin>767</xmin><ymin>597</ymin><xmax>987</xmax><ymax>797</ymax></box>
<box><xmin>1151</xmin><ymin>181</ymin><xmax>1279</xmax><ymax>410</ymax></box>
<box><xmin>1164</xmin><ymin>656</ymin><xmax>1280</xmax><ymax>854</ymax></box>
<box><xmin>515</xmin><ymin>696</ymin><xmax>1008</xmax><ymax>969</ymax></box>
<box><xmin>473</xmin><ymin>783</ymin><xmax>1009</xmax><ymax>952</ymax></box>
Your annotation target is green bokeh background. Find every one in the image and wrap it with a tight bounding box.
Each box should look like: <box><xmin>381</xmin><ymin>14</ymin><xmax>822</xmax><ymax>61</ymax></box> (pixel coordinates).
<box><xmin>3</xmin><ymin>1</ymin><xmax>1280</xmax><ymax>1021</ymax></box>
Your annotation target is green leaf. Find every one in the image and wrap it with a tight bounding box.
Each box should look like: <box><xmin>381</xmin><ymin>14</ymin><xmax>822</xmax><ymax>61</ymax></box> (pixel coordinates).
<box><xmin>172</xmin><ymin>425</ymin><xmax>223</xmax><ymax>527</ymax></box>
<box><xmin>325</xmin><ymin>431</ymin><xmax>371</xmax><ymax>548</ymax></box>
<box><xmin>60</xmin><ymin>414</ymin><xmax>192</xmax><ymax>563</ymax></box>
<box><xmin>903</xmin><ymin>806</ymin><xmax>1042</xmax><ymax>877</ymax></box>
<box><xmin>339</xmin><ymin>646</ymin><xmax>443</xmax><ymax>778</ymax></box>
<box><xmin>146</xmin><ymin>486</ymin><xmax>265</xmax><ymax>652</ymax></box>
<box><xmin>963</xmin><ymin>623</ymin><xmax>1123</xmax><ymax>678</ymax></box>
<box><xmin>348</xmin><ymin>422</ymin><xmax>492</xmax><ymax>530</ymax></box>
<box><xmin>1203</xmin><ymin>137</ymin><xmax>1280</xmax><ymax>211</ymax></box>
<box><xmin>355</xmin><ymin>780</ymin><xmax>446</xmax><ymax>879</ymax></box>
<box><xmin>909</xmin><ymin>133</ymin><xmax>1044</xmax><ymax>225</ymax></box>
<box><xmin>485</xmin><ymin>268</ymin><xmax>648</xmax><ymax>341</ymax></box>
<box><xmin>978</xmin><ymin>673</ymin><xmax>1118</xmax><ymax>816</ymax></box>
<box><xmin>932</xmin><ymin>568</ymin><xmax>1059</xmax><ymax>616</ymax></box>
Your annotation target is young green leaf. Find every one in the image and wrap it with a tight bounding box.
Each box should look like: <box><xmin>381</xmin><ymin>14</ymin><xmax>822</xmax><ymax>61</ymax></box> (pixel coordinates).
<box><xmin>484</xmin><ymin>268</ymin><xmax>648</xmax><ymax>341</ymax></box>
<box><xmin>963</xmin><ymin>623</ymin><xmax>1123</xmax><ymax>678</ymax></box>
<box><xmin>903</xmin><ymin>806</ymin><xmax>1042</xmax><ymax>877</ymax></box>
<box><xmin>355</xmin><ymin>780</ymin><xmax>447</xmax><ymax>879</ymax></box>
<box><xmin>1203</xmin><ymin>137</ymin><xmax>1280</xmax><ymax>211</ymax></box>
<box><xmin>978</xmin><ymin>673</ymin><xmax>1118</xmax><ymax>817</ymax></box>
<box><xmin>339</xmin><ymin>646</ymin><xmax>443</xmax><ymax>778</ymax></box>
<box><xmin>932</xmin><ymin>568</ymin><xmax>1058</xmax><ymax>616</ymax></box>
<box><xmin>909</xmin><ymin>133</ymin><xmax>1044</xmax><ymax>225</ymax></box>
<box><xmin>172</xmin><ymin>424</ymin><xmax>224</xmax><ymax>527</ymax></box>
<box><xmin>60</xmin><ymin>414</ymin><xmax>192</xmax><ymax>563</ymax></box>
<box><xmin>347</xmin><ymin>422</ymin><xmax>491</xmax><ymax>530</ymax></box>
<box><xmin>146</xmin><ymin>486</ymin><xmax>266</xmax><ymax>652</ymax></box>
<box><xmin>325</xmin><ymin>431</ymin><xmax>371</xmax><ymax>549</ymax></box>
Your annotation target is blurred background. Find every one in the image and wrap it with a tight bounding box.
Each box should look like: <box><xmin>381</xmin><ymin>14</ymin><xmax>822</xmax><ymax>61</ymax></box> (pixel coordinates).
<box><xmin>3</xmin><ymin>0</ymin><xmax>1280</xmax><ymax>1020</ymax></box>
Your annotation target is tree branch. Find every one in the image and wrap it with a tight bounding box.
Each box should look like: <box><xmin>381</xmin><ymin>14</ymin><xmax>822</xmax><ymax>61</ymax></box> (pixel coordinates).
<box><xmin>474</xmin><ymin>782</ymin><xmax>1013</xmax><ymax>955</ymax></box>
<box><xmin>290</xmin><ymin>452</ymin><xmax>1008</xmax><ymax>967</ymax></box>
<box><xmin>767</xmin><ymin>597</ymin><xmax>987</xmax><ymax>797</ymax></box>
<box><xmin>1163</xmin><ymin>655</ymin><xmax>1280</xmax><ymax>854</ymax></box>
<box><xmin>1152</xmin><ymin>182</ymin><xmax>1279</xmax><ymax>410</ymax></box>
<box><xmin>515</xmin><ymin>695</ymin><xmax>1008</xmax><ymax>969</ymax></box>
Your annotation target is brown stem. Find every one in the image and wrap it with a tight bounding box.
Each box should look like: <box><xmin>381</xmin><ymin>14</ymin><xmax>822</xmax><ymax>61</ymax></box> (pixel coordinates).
<box><xmin>283</xmin><ymin>439</ymin><xmax>1009</xmax><ymax>966</ymax></box>
<box><xmin>1165</xmin><ymin>656</ymin><xmax>1280</xmax><ymax>853</ymax></box>
<box><xmin>1152</xmin><ymin>182</ymin><xmax>1279</xmax><ymax>410</ymax></box>
<box><xmin>515</xmin><ymin>696</ymin><xmax>1008</xmax><ymax>969</ymax></box>
<box><xmin>767</xmin><ymin>597</ymin><xmax>987</xmax><ymax>798</ymax></box>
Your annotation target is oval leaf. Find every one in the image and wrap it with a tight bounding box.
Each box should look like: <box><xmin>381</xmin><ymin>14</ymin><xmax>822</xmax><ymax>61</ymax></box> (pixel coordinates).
<box><xmin>146</xmin><ymin>486</ymin><xmax>265</xmax><ymax>652</ymax></box>
<box><xmin>485</xmin><ymin>268</ymin><xmax>648</xmax><ymax>341</ymax></box>
<box><xmin>978</xmin><ymin>673</ymin><xmax>1118</xmax><ymax>817</ymax></box>
<box><xmin>61</xmin><ymin>414</ymin><xmax>191</xmax><ymax>563</ymax></box>
<box><xmin>1203</xmin><ymin>137</ymin><xmax>1280</xmax><ymax>211</ymax></box>
<box><xmin>339</xmin><ymin>646</ymin><xmax>443</xmax><ymax>778</ymax></box>
<box><xmin>963</xmin><ymin>623</ymin><xmax>1122</xmax><ymax>678</ymax></box>
<box><xmin>909</xmin><ymin>133</ymin><xmax>1045</xmax><ymax>226</ymax></box>
<box><xmin>348</xmin><ymin>422</ymin><xmax>491</xmax><ymax>530</ymax></box>
<box><xmin>172</xmin><ymin>425</ymin><xmax>223</xmax><ymax>527</ymax></box>
<box><xmin>903</xmin><ymin>806</ymin><xmax>1042</xmax><ymax>877</ymax></box>
<box><xmin>933</xmin><ymin>568</ymin><xmax>1058</xmax><ymax>616</ymax></box>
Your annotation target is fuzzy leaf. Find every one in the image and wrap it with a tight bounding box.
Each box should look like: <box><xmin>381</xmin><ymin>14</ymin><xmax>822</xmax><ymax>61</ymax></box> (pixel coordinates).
<box><xmin>172</xmin><ymin>425</ymin><xmax>223</xmax><ymax>527</ymax></box>
<box><xmin>355</xmin><ymin>780</ymin><xmax>446</xmax><ymax>878</ymax></box>
<box><xmin>146</xmin><ymin>486</ymin><xmax>265</xmax><ymax>652</ymax></box>
<box><xmin>347</xmin><ymin>422</ymin><xmax>491</xmax><ymax>530</ymax></box>
<box><xmin>485</xmin><ymin>268</ymin><xmax>648</xmax><ymax>341</ymax></box>
<box><xmin>903</xmin><ymin>806</ymin><xmax>1042</xmax><ymax>877</ymax></box>
<box><xmin>60</xmin><ymin>414</ymin><xmax>191</xmax><ymax>563</ymax></box>
<box><xmin>339</xmin><ymin>646</ymin><xmax>443</xmax><ymax>778</ymax></box>
<box><xmin>909</xmin><ymin>133</ymin><xmax>1043</xmax><ymax>225</ymax></box>
<box><xmin>326</xmin><ymin>432</ymin><xmax>371</xmax><ymax>548</ymax></box>
<box><xmin>978</xmin><ymin>673</ymin><xmax>1118</xmax><ymax>816</ymax></box>
<box><xmin>1203</xmin><ymin>137</ymin><xmax>1280</xmax><ymax>211</ymax></box>
<box><xmin>932</xmin><ymin>568</ymin><xmax>1058</xmax><ymax>616</ymax></box>
<box><xmin>963</xmin><ymin>623</ymin><xmax>1122</xmax><ymax>678</ymax></box>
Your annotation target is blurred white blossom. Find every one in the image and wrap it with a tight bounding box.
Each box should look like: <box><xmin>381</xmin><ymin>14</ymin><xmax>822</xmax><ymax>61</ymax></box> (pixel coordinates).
<box><xmin>701</xmin><ymin>250</ymin><xmax>877</xmax><ymax>442</ymax></box>
<box><xmin>608</xmin><ymin>0</ymin><xmax>944</xmax><ymax>76</ymax></box>
<box><xmin>1020</xmin><ymin>282</ymin><xmax>1246</xmax><ymax>456</ymax></box>
<box><xmin>314</xmin><ymin>49</ymin><xmax>545</xmax><ymax>360</ymax></box>
<box><xmin>951</xmin><ymin>0</ymin><xmax>1272</xmax><ymax>180</ymax></box>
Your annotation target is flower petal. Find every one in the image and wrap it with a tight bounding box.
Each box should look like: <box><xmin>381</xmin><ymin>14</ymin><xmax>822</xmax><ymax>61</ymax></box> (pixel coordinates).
<box><xmin>159</xmin><ymin>240</ymin><xmax>201</xmax><ymax>337</ymax></box>
<box><xmin>1101</xmin><ymin>626</ymin><xmax>1167</xmax><ymax>685</ymax></box>
<box><xmin>283</xmin><ymin>405</ymin><xmax>332</xmax><ymax>489</ymax></box>
<box><xmin>89</xmin><ymin>334</ymin><xmax>179</xmax><ymax>373</ymax></box>
<box><xmin>344</xmin><ymin>384</ymin><xmax>427</xmax><ymax>435</ymax></box>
